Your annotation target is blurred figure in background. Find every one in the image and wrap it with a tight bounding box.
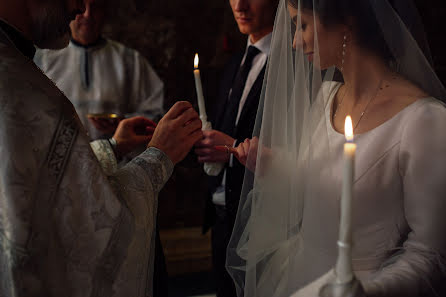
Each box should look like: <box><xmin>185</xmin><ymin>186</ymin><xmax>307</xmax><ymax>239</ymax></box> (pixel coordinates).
<box><xmin>34</xmin><ymin>0</ymin><xmax>164</xmax><ymax>141</ymax></box>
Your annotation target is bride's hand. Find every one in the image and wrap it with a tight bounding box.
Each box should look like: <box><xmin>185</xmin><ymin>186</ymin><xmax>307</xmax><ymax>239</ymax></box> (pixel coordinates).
<box><xmin>215</xmin><ymin>137</ymin><xmax>272</xmax><ymax>173</ymax></box>
<box><xmin>214</xmin><ymin>138</ymin><xmax>257</xmax><ymax>171</ymax></box>
<box><xmin>235</xmin><ymin>137</ymin><xmax>259</xmax><ymax>172</ymax></box>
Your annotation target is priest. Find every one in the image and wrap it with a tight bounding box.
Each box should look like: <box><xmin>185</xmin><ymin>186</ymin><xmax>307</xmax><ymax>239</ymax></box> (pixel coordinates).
<box><xmin>0</xmin><ymin>0</ymin><xmax>202</xmax><ymax>296</ymax></box>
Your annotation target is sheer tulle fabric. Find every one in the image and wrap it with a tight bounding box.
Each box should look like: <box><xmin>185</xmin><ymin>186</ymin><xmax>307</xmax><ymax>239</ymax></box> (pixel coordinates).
<box><xmin>226</xmin><ymin>0</ymin><xmax>446</xmax><ymax>296</ymax></box>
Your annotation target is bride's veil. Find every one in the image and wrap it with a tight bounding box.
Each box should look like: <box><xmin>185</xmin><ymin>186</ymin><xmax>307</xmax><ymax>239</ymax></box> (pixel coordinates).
<box><xmin>225</xmin><ymin>0</ymin><xmax>446</xmax><ymax>297</ymax></box>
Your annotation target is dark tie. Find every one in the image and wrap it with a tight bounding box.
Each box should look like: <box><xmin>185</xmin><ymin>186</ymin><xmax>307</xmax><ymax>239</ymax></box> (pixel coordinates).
<box><xmin>221</xmin><ymin>45</ymin><xmax>260</xmax><ymax>136</ymax></box>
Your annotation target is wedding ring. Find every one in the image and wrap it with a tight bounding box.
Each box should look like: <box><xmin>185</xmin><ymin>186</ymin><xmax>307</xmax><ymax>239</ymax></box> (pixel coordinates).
<box><xmin>224</xmin><ymin>145</ymin><xmax>230</xmax><ymax>156</ymax></box>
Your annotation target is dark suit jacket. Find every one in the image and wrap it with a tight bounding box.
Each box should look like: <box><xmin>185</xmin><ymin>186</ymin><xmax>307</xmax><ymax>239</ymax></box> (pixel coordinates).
<box><xmin>203</xmin><ymin>51</ymin><xmax>266</xmax><ymax>233</ymax></box>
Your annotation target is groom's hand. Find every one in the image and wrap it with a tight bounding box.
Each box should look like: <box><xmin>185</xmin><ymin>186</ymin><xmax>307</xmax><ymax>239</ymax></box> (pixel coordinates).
<box><xmin>195</xmin><ymin>130</ymin><xmax>235</xmax><ymax>163</ymax></box>
<box><xmin>148</xmin><ymin>101</ymin><xmax>203</xmax><ymax>164</ymax></box>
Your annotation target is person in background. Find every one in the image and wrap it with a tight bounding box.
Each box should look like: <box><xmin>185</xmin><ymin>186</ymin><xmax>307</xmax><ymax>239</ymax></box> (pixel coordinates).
<box><xmin>34</xmin><ymin>0</ymin><xmax>164</xmax><ymax>141</ymax></box>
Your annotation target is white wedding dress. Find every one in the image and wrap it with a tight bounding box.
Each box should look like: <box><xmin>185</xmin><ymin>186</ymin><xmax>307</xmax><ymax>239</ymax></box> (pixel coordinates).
<box><xmin>288</xmin><ymin>82</ymin><xmax>446</xmax><ymax>296</ymax></box>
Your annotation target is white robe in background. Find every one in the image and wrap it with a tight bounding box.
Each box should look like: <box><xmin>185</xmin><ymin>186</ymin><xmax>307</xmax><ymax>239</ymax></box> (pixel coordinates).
<box><xmin>34</xmin><ymin>39</ymin><xmax>164</xmax><ymax>139</ymax></box>
<box><xmin>0</xmin><ymin>30</ymin><xmax>171</xmax><ymax>297</ymax></box>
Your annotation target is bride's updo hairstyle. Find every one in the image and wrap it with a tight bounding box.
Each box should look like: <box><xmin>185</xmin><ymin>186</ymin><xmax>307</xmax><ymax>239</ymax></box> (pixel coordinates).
<box><xmin>288</xmin><ymin>0</ymin><xmax>400</xmax><ymax>62</ymax></box>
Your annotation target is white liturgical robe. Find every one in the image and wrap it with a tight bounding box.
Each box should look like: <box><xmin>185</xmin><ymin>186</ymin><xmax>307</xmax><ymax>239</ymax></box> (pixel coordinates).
<box><xmin>34</xmin><ymin>39</ymin><xmax>164</xmax><ymax>139</ymax></box>
<box><xmin>0</xmin><ymin>28</ymin><xmax>171</xmax><ymax>297</ymax></box>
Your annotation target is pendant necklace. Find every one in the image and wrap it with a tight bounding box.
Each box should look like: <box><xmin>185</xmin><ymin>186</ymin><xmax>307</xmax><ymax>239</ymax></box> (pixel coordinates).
<box><xmin>333</xmin><ymin>78</ymin><xmax>384</xmax><ymax>130</ymax></box>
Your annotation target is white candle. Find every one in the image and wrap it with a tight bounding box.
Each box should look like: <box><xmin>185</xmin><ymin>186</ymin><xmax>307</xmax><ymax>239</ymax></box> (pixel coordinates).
<box><xmin>193</xmin><ymin>53</ymin><xmax>224</xmax><ymax>176</ymax></box>
<box><xmin>335</xmin><ymin>115</ymin><xmax>356</xmax><ymax>284</ymax></box>
<box><xmin>193</xmin><ymin>53</ymin><xmax>207</xmax><ymax>121</ymax></box>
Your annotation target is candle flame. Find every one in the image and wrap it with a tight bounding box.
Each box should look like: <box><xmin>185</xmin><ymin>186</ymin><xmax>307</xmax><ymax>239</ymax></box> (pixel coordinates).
<box><xmin>194</xmin><ymin>53</ymin><xmax>199</xmax><ymax>68</ymax></box>
<box><xmin>345</xmin><ymin>115</ymin><xmax>354</xmax><ymax>142</ymax></box>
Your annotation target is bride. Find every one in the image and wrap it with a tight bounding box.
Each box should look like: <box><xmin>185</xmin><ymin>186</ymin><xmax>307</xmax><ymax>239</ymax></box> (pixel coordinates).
<box><xmin>225</xmin><ymin>0</ymin><xmax>446</xmax><ymax>296</ymax></box>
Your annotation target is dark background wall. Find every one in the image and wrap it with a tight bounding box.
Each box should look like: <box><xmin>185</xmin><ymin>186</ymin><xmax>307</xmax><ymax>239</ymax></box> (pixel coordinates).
<box><xmin>103</xmin><ymin>0</ymin><xmax>245</xmax><ymax>113</ymax></box>
<box><xmin>102</xmin><ymin>0</ymin><xmax>446</xmax><ymax>229</ymax></box>
<box><xmin>415</xmin><ymin>0</ymin><xmax>446</xmax><ymax>85</ymax></box>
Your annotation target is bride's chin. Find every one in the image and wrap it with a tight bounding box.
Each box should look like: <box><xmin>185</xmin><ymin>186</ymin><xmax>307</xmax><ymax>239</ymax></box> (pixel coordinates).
<box><xmin>319</xmin><ymin>62</ymin><xmax>332</xmax><ymax>71</ymax></box>
<box><xmin>318</xmin><ymin>63</ymin><xmax>333</xmax><ymax>71</ymax></box>
<box><xmin>308</xmin><ymin>60</ymin><xmax>330</xmax><ymax>71</ymax></box>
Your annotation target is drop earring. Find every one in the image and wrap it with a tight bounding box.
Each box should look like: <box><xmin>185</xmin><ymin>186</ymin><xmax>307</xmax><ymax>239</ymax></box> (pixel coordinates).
<box><xmin>341</xmin><ymin>34</ymin><xmax>347</xmax><ymax>73</ymax></box>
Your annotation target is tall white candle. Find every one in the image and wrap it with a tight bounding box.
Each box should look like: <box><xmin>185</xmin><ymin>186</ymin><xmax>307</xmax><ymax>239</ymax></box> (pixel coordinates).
<box><xmin>335</xmin><ymin>115</ymin><xmax>356</xmax><ymax>284</ymax></box>
<box><xmin>193</xmin><ymin>53</ymin><xmax>207</xmax><ymax>121</ymax></box>
<box><xmin>193</xmin><ymin>53</ymin><xmax>224</xmax><ymax>176</ymax></box>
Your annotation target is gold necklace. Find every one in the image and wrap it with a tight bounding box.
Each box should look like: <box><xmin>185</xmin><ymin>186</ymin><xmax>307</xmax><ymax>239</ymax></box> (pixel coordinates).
<box><xmin>333</xmin><ymin>79</ymin><xmax>384</xmax><ymax>130</ymax></box>
<box><xmin>333</xmin><ymin>86</ymin><xmax>348</xmax><ymax>119</ymax></box>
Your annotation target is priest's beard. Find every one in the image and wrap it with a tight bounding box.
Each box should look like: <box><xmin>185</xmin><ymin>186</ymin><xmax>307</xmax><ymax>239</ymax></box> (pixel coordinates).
<box><xmin>30</xmin><ymin>1</ymin><xmax>72</xmax><ymax>50</ymax></box>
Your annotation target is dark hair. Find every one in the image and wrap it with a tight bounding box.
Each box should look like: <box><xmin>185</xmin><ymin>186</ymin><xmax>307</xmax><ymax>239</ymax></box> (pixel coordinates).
<box><xmin>289</xmin><ymin>0</ymin><xmax>396</xmax><ymax>61</ymax></box>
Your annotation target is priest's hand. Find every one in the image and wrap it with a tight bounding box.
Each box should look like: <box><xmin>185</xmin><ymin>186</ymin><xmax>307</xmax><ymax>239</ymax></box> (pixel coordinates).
<box><xmin>113</xmin><ymin>116</ymin><xmax>157</xmax><ymax>157</ymax></box>
<box><xmin>148</xmin><ymin>101</ymin><xmax>203</xmax><ymax>164</ymax></box>
<box><xmin>194</xmin><ymin>130</ymin><xmax>235</xmax><ymax>163</ymax></box>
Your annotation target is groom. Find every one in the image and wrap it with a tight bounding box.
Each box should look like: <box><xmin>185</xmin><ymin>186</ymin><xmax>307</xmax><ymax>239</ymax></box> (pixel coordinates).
<box><xmin>195</xmin><ymin>0</ymin><xmax>279</xmax><ymax>296</ymax></box>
